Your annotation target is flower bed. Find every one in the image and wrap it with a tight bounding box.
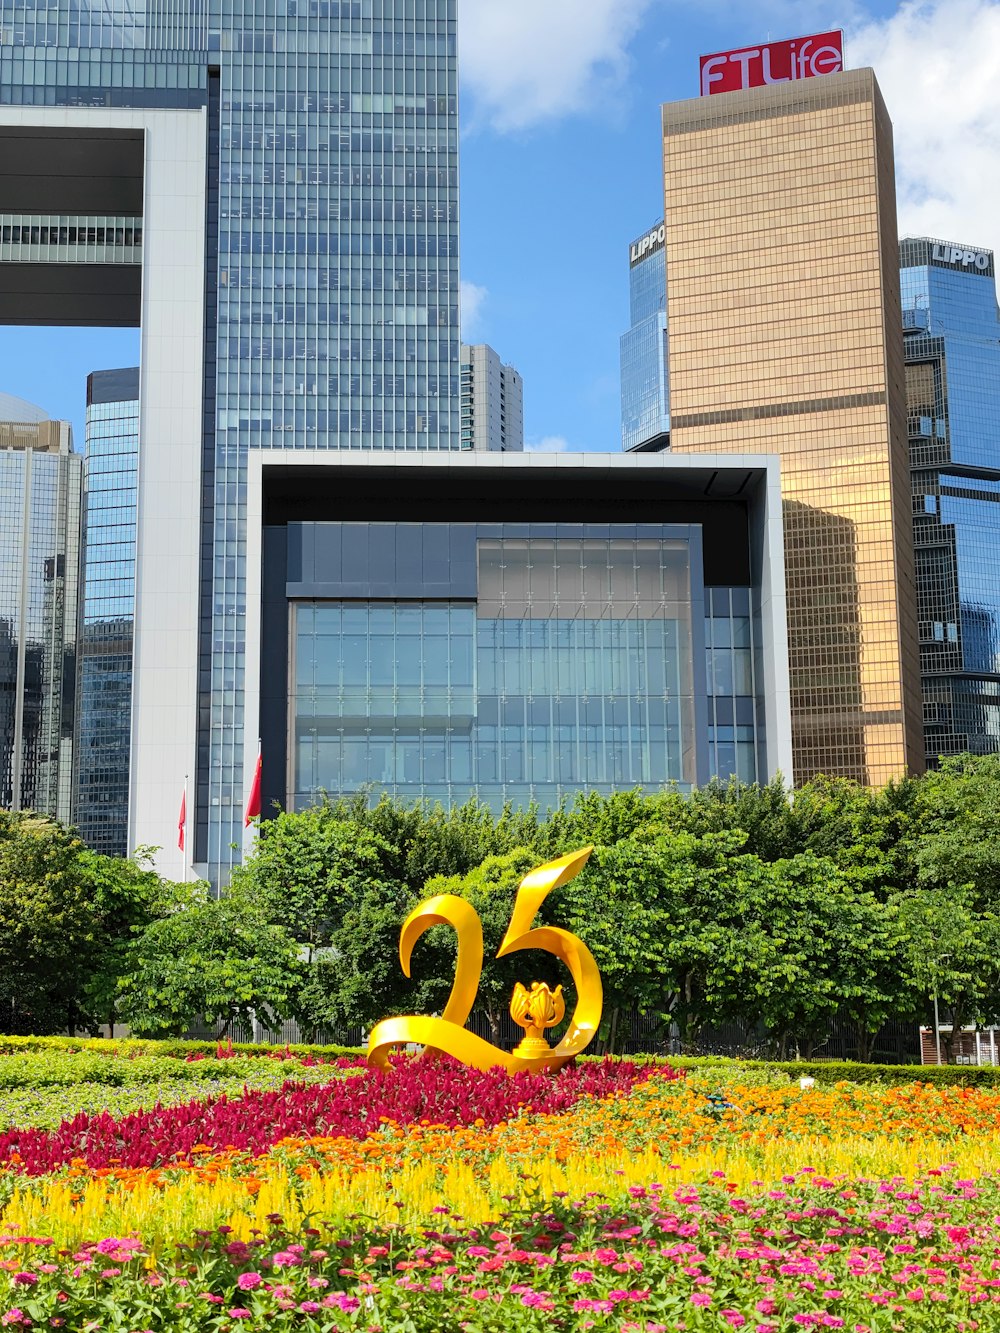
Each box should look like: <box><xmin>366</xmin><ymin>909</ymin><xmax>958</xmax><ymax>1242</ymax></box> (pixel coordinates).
<box><xmin>0</xmin><ymin>1049</ymin><xmax>366</xmax><ymax>1135</ymax></box>
<box><xmin>0</xmin><ymin>1058</ymin><xmax>650</xmax><ymax>1175</ymax></box>
<box><xmin>3</xmin><ymin>1172</ymin><xmax>1000</xmax><ymax>1330</ymax></box>
<box><xmin>4</xmin><ymin>1052</ymin><xmax>1000</xmax><ymax>1327</ymax></box>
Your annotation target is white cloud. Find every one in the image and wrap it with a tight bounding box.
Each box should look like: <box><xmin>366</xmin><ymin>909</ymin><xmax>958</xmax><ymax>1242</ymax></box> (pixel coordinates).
<box><xmin>525</xmin><ymin>435</ymin><xmax>574</xmax><ymax>452</ymax></box>
<box><xmin>460</xmin><ymin>280</ymin><xmax>488</xmax><ymax>341</ymax></box>
<box><xmin>850</xmin><ymin>1</ymin><xmax>1000</xmax><ymax>252</ymax></box>
<box><xmin>458</xmin><ymin>0</ymin><xmax>653</xmax><ymax>133</ymax></box>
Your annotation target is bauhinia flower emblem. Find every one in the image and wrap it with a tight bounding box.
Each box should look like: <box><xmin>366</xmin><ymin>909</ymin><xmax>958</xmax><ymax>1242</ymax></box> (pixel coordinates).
<box><xmin>510</xmin><ymin>981</ymin><xmax>566</xmax><ymax>1060</ymax></box>
<box><xmin>366</xmin><ymin>847</ymin><xmax>602</xmax><ymax>1073</ymax></box>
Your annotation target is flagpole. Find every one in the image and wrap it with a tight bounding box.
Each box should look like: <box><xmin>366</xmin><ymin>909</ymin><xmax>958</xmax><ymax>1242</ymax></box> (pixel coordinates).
<box><xmin>183</xmin><ymin>774</ymin><xmax>189</xmax><ymax>882</ymax></box>
<box><xmin>243</xmin><ymin>740</ymin><xmax>263</xmax><ymax>858</ymax></box>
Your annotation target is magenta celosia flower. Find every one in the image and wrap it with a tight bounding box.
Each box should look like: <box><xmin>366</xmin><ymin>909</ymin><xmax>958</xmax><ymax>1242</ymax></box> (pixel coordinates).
<box><xmin>0</xmin><ymin>1058</ymin><xmax>661</xmax><ymax>1174</ymax></box>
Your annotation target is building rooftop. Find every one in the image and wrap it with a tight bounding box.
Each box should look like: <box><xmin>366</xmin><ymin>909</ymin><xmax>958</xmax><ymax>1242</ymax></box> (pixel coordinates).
<box><xmin>0</xmin><ymin>391</ymin><xmax>49</xmax><ymax>425</ymax></box>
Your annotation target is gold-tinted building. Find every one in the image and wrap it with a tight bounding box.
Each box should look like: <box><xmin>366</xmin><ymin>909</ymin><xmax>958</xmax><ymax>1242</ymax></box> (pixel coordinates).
<box><xmin>662</xmin><ymin>66</ymin><xmax>923</xmax><ymax>786</ymax></box>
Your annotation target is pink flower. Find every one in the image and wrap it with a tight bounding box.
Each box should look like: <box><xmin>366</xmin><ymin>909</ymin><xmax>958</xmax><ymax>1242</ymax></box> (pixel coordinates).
<box><xmin>11</xmin><ymin>1277</ymin><xmax>35</xmax><ymax>1288</ymax></box>
<box><xmin>299</xmin><ymin>1302</ymin><xmax>321</xmax><ymax>1313</ymax></box>
<box><xmin>227</xmin><ymin>1310</ymin><xmax>253</xmax><ymax>1319</ymax></box>
<box><xmin>722</xmin><ymin>1313</ymin><xmax>746</xmax><ymax>1327</ymax></box>
<box><xmin>236</xmin><ymin>1273</ymin><xmax>262</xmax><ymax>1290</ymax></box>
<box><xmin>521</xmin><ymin>1293</ymin><xmax>554</xmax><ymax>1310</ymax></box>
<box><xmin>322</xmin><ymin>1294</ymin><xmax>361</xmax><ymax>1312</ymax></box>
<box><xmin>691</xmin><ymin>1294</ymin><xmax>712</xmax><ymax>1307</ymax></box>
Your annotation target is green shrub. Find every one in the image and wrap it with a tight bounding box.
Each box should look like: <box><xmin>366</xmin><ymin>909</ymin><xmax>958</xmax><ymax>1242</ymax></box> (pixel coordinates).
<box><xmin>664</xmin><ymin>1056</ymin><xmax>1000</xmax><ymax>1088</ymax></box>
<box><xmin>683</xmin><ymin>1064</ymin><xmax>793</xmax><ymax>1095</ymax></box>
<box><xmin>0</xmin><ymin>1035</ymin><xmax>365</xmax><ymax>1061</ymax></box>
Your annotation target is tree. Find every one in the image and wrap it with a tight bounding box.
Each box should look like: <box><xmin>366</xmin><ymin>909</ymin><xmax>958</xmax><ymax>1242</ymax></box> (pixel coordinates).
<box><xmin>533</xmin><ymin>789</ymin><xmax>664</xmax><ymax>861</ymax></box>
<box><xmin>906</xmin><ymin>754</ymin><xmax>1000</xmax><ymax>911</ymax></box>
<box><xmin>558</xmin><ymin>834</ymin><xmax>685</xmax><ymax>1052</ymax></box>
<box><xmin>0</xmin><ymin>814</ymin><xmax>101</xmax><ymax>1035</ymax></box>
<box><xmin>898</xmin><ymin>886</ymin><xmax>1000</xmax><ymax>1059</ymax></box>
<box><xmin>118</xmin><ymin>894</ymin><xmax>304</xmax><ymax>1037</ymax></box>
<box><xmin>78</xmin><ymin>846</ymin><xmax>192</xmax><ymax>1035</ymax></box>
<box><xmin>661</xmin><ymin>776</ymin><xmax>798</xmax><ymax>860</ymax></box>
<box><xmin>229</xmin><ymin>808</ymin><xmax>399</xmax><ymax>959</ymax></box>
<box><xmin>323</xmin><ymin>793</ymin><xmax>541</xmax><ymax>895</ymax></box>
<box><xmin>292</xmin><ymin>876</ymin><xmax>440</xmax><ymax>1038</ymax></box>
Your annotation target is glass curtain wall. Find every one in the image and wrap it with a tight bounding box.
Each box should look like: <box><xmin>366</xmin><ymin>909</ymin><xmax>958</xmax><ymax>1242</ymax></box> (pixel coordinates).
<box><xmin>291</xmin><ymin>538</ymin><xmax>696</xmax><ymax>808</ymax></box>
<box><xmin>76</xmin><ymin>379</ymin><xmax>139</xmax><ymax>856</ymax></box>
<box><xmin>901</xmin><ymin>239</ymin><xmax>1000</xmax><ymax>763</ymax></box>
<box><xmin>0</xmin><ymin>444</ymin><xmax>80</xmax><ymax>820</ymax></box>
<box><xmin>705</xmin><ymin>586</ymin><xmax>760</xmax><ymax>783</ymax></box>
<box><xmin>0</xmin><ymin>0</ymin><xmax>460</xmax><ymax>877</ymax></box>
<box><xmin>620</xmin><ymin>224</ymin><xmax>669</xmax><ymax>451</ymax></box>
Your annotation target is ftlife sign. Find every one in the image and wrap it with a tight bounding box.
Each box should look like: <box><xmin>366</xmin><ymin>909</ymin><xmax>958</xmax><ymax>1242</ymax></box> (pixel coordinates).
<box><xmin>700</xmin><ymin>31</ymin><xmax>844</xmax><ymax>96</ymax></box>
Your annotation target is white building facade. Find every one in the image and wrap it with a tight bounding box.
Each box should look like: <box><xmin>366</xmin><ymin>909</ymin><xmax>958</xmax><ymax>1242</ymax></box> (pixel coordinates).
<box><xmin>460</xmin><ymin>344</ymin><xmax>524</xmax><ymax>452</ymax></box>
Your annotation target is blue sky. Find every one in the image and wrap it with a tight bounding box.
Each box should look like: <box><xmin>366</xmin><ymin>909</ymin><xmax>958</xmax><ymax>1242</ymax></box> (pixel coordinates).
<box><xmin>2</xmin><ymin>0</ymin><xmax>998</xmax><ymax>451</ymax></box>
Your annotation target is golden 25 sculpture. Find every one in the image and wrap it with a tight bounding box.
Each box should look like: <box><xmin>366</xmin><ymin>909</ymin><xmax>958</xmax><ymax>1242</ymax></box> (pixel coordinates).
<box><xmin>366</xmin><ymin>846</ymin><xmax>602</xmax><ymax>1073</ymax></box>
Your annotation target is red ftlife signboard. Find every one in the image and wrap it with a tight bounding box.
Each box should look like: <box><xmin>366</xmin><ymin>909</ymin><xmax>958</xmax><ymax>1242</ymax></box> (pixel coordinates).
<box><xmin>699</xmin><ymin>31</ymin><xmax>844</xmax><ymax>97</ymax></box>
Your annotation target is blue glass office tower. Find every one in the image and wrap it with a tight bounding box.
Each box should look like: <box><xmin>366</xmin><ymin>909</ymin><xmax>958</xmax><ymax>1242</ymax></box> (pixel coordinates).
<box><xmin>900</xmin><ymin>237</ymin><xmax>1000</xmax><ymax>764</ymax></box>
<box><xmin>0</xmin><ymin>0</ymin><xmax>459</xmax><ymax>879</ymax></box>
<box><xmin>76</xmin><ymin>368</ymin><xmax>139</xmax><ymax>857</ymax></box>
<box><xmin>620</xmin><ymin>220</ymin><xmax>669</xmax><ymax>452</ymax></box>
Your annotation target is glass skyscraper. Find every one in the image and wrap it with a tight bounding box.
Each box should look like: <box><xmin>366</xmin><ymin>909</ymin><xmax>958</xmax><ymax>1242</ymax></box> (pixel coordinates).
<box><xmin>0</xmin><ymin>396</ymin><xmax>81</xmax><ymax>821</ymax></box>
<box><xmin>620</xmin><ymin>221</ymin><xmax>669</xmax><ymax>452</ymax></box>
<box><xmin>76</xmin><ymin>368</ymin><xmax>139</xmax><ymax>856</ymax></box>
<box><xmin>901</xmin><ymin>237</ymin><xmax>1000</xmax><ymax>763</ymax></box>
<box><xmin>0</xmin><ymin>0</ymin><xmax>459</xmax><ymax>878</ymax></box>
<box><xmin>660</xmin><ymin>69</ymin><xmax>924</xmax><ymax>787</ymax></box>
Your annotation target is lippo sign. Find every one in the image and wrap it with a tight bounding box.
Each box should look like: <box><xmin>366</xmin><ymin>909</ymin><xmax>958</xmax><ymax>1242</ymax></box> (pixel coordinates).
<box><xmin>700</xmin><ymin>31</ymin><xmax>844</xmax><ymax>96</ymax></box>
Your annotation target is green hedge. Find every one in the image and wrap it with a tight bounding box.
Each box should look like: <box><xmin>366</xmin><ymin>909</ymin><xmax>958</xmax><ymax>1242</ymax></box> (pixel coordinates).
<box><xmin>4</xmin><ymin>1037</ymin><xmax>1000</xmax><ymax>1089</ymax></box>
<box><xmin>0</xmin><ymin>1035</ymin><xmax>366</xmax><ymax>1061</ymax></box>
<box><xmin>663</xmin><ymin>1055</ymin><xmax>1000</xmax><ymax>1088</ymax></box>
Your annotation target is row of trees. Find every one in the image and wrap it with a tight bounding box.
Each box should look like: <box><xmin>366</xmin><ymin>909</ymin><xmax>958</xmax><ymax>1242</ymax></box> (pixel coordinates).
<box><xmin>8</xmin><ymin>754</ymin><xmax>1000</xmax><ymax>1058</ymax></box>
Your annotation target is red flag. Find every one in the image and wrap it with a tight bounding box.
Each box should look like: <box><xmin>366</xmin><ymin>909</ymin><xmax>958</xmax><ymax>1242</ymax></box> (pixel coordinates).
<box><xmin>244</xmin><ymin>750</ymin><xmax>262</xmax><ymax>826</ymax></box>
<box><xmin>177</xmin><ymin>786</ymin><xmax>186</xmax><ymax>851</ymax></box>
